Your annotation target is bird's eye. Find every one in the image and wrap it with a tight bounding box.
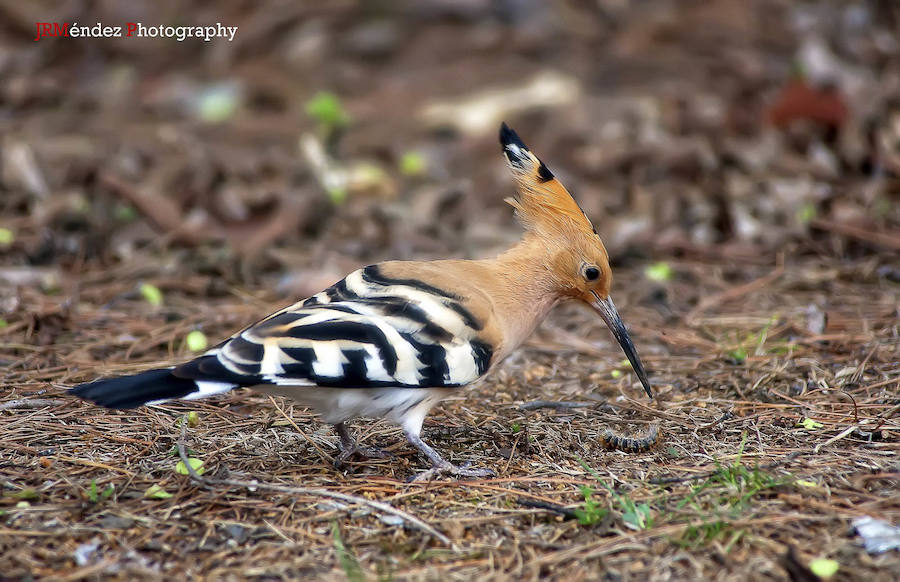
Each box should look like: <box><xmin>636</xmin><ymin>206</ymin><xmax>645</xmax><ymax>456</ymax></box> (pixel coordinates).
<box><xmin>584</xmin><ymin>266</ymin><xmax>600</xmax><ymax>281</ymax></box>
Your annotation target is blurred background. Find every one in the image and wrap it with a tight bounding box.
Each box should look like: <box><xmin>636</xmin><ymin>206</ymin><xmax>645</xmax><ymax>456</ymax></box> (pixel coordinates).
<box><xmin>0</xmin><ymin>0</ymin><xmax>898</xmax><ymax>342</ymax></box>
<box><xmin>2</xmin><ymin>5</ymin><xmax>899</xmax><ymax>578</ymax></box>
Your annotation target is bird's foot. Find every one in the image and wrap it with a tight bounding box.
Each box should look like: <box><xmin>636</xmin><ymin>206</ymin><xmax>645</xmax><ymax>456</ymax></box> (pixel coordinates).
<box><xmin>403</xmin><ymin>430</ymin><xmax>495</xmax><ymax>481</ymax></box>
<box><xmin>410</xmin><ymin>460</ymin><xmax>496</xmax><ymax>482</ymax></box>
<box><xmin>333</xmin><ymin>422</ymin><xmax>391</xmax><ymax>469</ymax></box>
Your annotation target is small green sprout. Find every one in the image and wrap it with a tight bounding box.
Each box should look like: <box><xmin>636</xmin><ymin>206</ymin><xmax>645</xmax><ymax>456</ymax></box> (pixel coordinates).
<box><xmin>186</xmin><ymin>411</ymin><xmax>200</xmax><ymax>427</ymax></box>
<box><xmin>327</xmin><ymin>186</ymin><xmax>348</xmax><ymax>205</ymax></box>
<box><xmin>796</xmin><ymin>203</ymin><xmax>817</xmax><ymax>225</ymax></box>
<box><xmin>399</xmin><ymin>151</ymin><xmax>427</xmax><ymax>176</ymax></box>
<box><xmin>114</xmin><ymin>204</ymin><xmax>137</xmax><ymax>222</ymax></box>
<box><xmin>86</xmin><ymin>480</ymin><xmax>114</xmax><ymax>503</ymax></box>
<box><xmin>573</xmin><ymin>486</ymin><xmax>607</xmax><ymax>526</ymax></box>
<box><xmin>644</xmin><ymin>262</ymin><xmax>673</xmax><ymax>282</ymax></box>
<box><xmin>726</xmin><ymin>347</ymin><xmax>747</xmax><ymax>365</ymax></box>
<box><xmin>611</xmin><ymin>369</ymin><xmax>623</xmax><ymax>379</ymax></box>
<box><xmin>0</xmin><ymin>228</ymin><xmax>14</xmax><ymax>246</ymax></box>
<box><xmin>139</xmin><ymin>283</ymin><xmax>163</xmax><ymax>307</ymax></box>
<box><xmin>577</xmin><ymin>457</ymin><xmax>654</xmax><ymax>530</ymax></box>
<box><xmin>306</xmin><ymin>92</ymin><xmax>350</xmax><ymax>130</ymax></box>
<box><xmin>510</xmin><ymin>422</ymin><xmax>522</xmax><ymax>433</ymax></box>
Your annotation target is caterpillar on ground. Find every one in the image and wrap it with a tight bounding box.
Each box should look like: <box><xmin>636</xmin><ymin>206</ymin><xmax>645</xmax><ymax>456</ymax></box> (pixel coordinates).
<box><xmin>600</xmin><ymin>423</ymin><xmax>661</xmax><ymax>452</ymax></box>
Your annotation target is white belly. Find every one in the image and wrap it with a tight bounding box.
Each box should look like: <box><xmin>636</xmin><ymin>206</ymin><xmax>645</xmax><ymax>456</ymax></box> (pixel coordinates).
<box><xmin>252</xmin><ymin>385</ymin><xmax>453</xmax><ymax>436</ymax></box>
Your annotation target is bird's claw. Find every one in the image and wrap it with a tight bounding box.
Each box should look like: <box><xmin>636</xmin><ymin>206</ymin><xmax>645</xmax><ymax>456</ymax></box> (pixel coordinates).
<box><xmin>409</xmin><ymin>461</ymin><xmax>497</xmax><ymax>482</ymax></box>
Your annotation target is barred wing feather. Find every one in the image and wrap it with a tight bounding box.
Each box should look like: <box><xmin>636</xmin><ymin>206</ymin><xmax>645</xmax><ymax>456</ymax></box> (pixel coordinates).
<box><xmin>179</xmin><ymin>265</ymin><xmax>494</xmax><ymax>390</ymax></box>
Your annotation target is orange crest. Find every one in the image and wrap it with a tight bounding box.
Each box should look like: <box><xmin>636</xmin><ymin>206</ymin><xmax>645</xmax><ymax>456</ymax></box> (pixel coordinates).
<box><xmin>499</xmin><ymin>123</ymin><xmax>596</xmax><ymax>238</ymax></box>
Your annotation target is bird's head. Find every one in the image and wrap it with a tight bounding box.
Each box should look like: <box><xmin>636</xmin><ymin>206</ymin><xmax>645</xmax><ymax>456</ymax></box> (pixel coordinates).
<box><xmin>499</xmin><ymin>122</ymin><xmax>653</xmax><ymax>399</ymax></box>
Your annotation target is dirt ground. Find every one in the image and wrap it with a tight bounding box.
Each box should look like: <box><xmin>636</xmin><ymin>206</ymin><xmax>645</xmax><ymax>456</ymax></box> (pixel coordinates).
<box><xmin>1</xmin><ymin>1</ymin><xmax>898</xmax><ymax>581</ymax></box>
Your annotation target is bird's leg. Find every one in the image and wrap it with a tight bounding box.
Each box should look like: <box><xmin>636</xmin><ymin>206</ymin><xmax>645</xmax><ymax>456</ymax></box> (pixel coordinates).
<box><xmin>404</xmin><ymin>430</ymin><xmax>496</xmax><ymax>481</ymax></box>
<box><xmin>333</xmin><ymin>422</ymin><xmax>391</xmax><ymax>469</ymax></box>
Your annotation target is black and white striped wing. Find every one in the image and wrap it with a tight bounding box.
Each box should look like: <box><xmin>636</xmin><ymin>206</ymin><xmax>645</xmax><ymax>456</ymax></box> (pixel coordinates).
<box><xmin>175</xmin><ymin>265</ymin><xmax>493</xmax><ymax>391</ymax></box>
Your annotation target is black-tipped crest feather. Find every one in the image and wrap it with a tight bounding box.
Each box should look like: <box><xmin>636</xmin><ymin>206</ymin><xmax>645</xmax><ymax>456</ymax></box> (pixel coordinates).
<box><xmin>497</xmin><ymin>123</ymin><xmax>593</xmax><ymax>236</ymax></box>
<box><xmin>499</xmin><ymin>122</ymin><xmax>530</xmax><ymax>168</ymax></box>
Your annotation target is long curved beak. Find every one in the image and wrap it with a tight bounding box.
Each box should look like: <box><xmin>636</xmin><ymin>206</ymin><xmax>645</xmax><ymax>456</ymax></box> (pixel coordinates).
<box><xmin>591</xmin><ymin>292</ymin><xmax>653</xmax><ymax>399</ymax></box>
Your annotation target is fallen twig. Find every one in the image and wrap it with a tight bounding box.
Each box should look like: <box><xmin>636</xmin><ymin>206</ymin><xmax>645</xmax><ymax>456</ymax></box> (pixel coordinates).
<box><xmin>0</xmin><ymin>398</ymin><xmax>66</xmax><ymax>411</ymax></box>
<box><xmin>810</xmin><ymin>218</ymin><xmax>900</xmax><ymax>251</ymax></box>
<box><xmin>517</xmin><ymin>498</ymin><xmax>578</xmax><ymax>520</ymax></box>
<box><xmin>520</xmin><ymin>400</ymin><xmax>593</xmax><ymax>411</ymax></box>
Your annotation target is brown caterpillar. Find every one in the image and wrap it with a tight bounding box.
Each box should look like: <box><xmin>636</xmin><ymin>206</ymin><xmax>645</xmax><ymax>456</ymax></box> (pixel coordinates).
<box><xmin>600</xmin><ymin>423</ymin><xmax>661</xmax><ymax>452</ymax></box>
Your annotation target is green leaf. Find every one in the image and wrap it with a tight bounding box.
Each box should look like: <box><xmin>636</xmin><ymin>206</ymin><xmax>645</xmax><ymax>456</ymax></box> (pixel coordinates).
<box><xmin>610</xmin><ymin>369</ymin><xmax>622</xmax><ymax>378</ymax></box>
<box><xmin>622</xmin><ymin>503</ymin><xmax>653</xmax><ymax>529</ymax></box>
<box><xmin>399</xmin><ymin>151</ymin><xmax>427</xmax><ymax>176</ymax></box>
<box><xmin>809</xmin><ymin>558</ymin><xmax>839</xmax><ymax>579</ymax></box>
<box><xmin>795</xmin><ymin>479</ymin><xmax>817</xmax><ymax>488</ymax></box>
<box><xmin>727</xmin><ymin>347</ymin><xmax>747</xmax><ymax>364</ymax></box>
<box><xmin>306</xmin><ymin>92</ymin><xmax>350</xmax><ymax>129</ymax></box>
<box><xmin>796</xmin><ymin>203</ymin><xmax>817</xmax><ymax>225</ymax></box>
<box><xmin>510</xmin><ymin>422</ymin><xmax>521</xmax><ymax>433</ymax></box>
<box><xmin>186</xmin><ymin>411</ymin><xmax>200</xmax><ymax>427</ymax></box>
<box><xmin>327</xmin><ymin>186</ymin><xmax>348</xmax><ymax>205</ymax></box>
<box><xmin>175</xmin><ymin>458</ymin><xmax>205</xmax><ymax>476</ymax></box>
<box><xmin>798</xmin><ymin>418</ymin><xmax>823</xmax><ymax>430</ymax></box>
<box><xmin>139</xmin><ymin>283</ymin><xmax>163</xmax><ymax>307</ymax></box>
<box><xmin>144</xmin><ymin>484</ymin><xmax>174</xmax><ymax>499</ymax></box>
<box><xmin>13</xmin><ymin>488</ymin><xmax>39</xmax><ymax>501</ymax></box>
<box><xmin>114</xmin><ymin>203</ymin><xmax>137</xmax><ymax>222</ymax></box>
<box><xmin>185</xmin><ymin>331</ymin><xmax>208</xmax><ymax>353</ymax></box>
<box><xmin>644</xmin><ymin>262</ymin><xmax>673</xmax><ymax>282</ymax></box>
<box><xmin>0</xmin><ymin>227</ymin><xmax>14</xmax><ymax>246</ymax></box>
<box><xmin>574</xmin><ymin>485</ymin><xmax>607</xmax><ymax>526</ymax></box>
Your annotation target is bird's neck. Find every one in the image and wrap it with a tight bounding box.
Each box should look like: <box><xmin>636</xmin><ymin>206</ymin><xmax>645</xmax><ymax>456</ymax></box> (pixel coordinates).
<box><xmin>479</xmin><ymin>235</ymin><xmax>565</xmax><ymax>358</ymax></box>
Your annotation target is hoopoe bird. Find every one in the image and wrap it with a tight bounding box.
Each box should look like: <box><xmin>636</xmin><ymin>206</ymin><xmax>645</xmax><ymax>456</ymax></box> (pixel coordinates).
<box><xmin>70</xmin><ymin>123</ymin><xmax>654</xmax><ymax>479</ymax></box>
